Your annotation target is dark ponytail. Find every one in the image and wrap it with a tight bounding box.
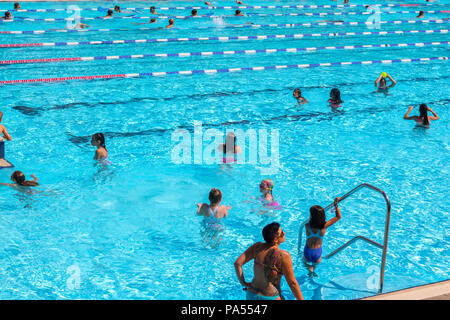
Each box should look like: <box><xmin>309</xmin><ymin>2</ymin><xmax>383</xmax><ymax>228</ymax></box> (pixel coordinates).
<box><xmin>11</xmin><ymin>171</ymin><xmax>38</xmax><ymax>187</ymax></box>
<box><xmin>419</xmin><ymin>104</ymin><xmax>429</xmax><ymax>126</ymax></box>
<box><xmin>93</xmin><ymin>133</ymin><xmax>107</xmax><ymax>151</ymax></box>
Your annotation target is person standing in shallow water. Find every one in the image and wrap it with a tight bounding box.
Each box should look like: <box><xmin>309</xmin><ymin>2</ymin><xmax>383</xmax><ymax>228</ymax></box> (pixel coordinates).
<box><xmin>403</xmin><ymin>104</ymin><xmax>439</xmax><ymax>127</ymax></box>
<box><xmin>234</xmin><ymin>222</ymin><xmax>304</xmax><ymax>300</ymax></box>
<box><xmin>91</xmin><ymin>133</ymin><xmax>108</xmax><ymax>161</ymax></box>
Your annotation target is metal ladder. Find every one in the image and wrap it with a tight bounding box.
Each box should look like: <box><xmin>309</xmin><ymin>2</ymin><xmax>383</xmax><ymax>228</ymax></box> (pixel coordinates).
<box><xmin>297</xmin><ymin>183</ymin><xmax>391</xmax><ymax>293</ymax></box>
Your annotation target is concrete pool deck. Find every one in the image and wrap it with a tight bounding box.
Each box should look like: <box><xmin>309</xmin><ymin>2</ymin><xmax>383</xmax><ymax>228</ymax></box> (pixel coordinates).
<box><xmin>362</xmin><ymin>279</ymin><xmax>450</xmax><ymax>300</ymax></box>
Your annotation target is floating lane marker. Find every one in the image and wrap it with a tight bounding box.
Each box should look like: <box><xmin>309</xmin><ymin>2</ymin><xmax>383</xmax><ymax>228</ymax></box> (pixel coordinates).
<box><xmin>6</xmin><ymin>11</ymin><xmax>450</xmax><ymax>22</ymax></box>
<box><xmin>1</xmin><ymin>28</ymin><xmax>448</xmax><ymax>49</ymax></box>
<box><xmin>1</xmin><ymin>19</ymin><xmax>448</xmax><ymax>34</ymax></box>
<box><xmin>1</xmin><ymin>41</ymin><xmax>448</xmax><ymax>65</ymax></box>
<box><xmin>0</xmin><ymin>57</ymin><xmax>447</xmax><ymax>85</ymax></box>
<box><xmin>0</xmin><ymin>3</ymin><xmax>444</xmax><ymax>12</ymax></box>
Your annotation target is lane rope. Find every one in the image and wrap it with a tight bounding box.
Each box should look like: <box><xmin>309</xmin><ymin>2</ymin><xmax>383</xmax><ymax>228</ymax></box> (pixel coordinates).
<box><xmin>0</xmin><ymin>3</ymin><xmax>444</xmax><ymax>12</ymax></box>
<box><xmin>1</xmin><ymin>56</ymin><xmax>447</xmax><ymax>85</ymax></box>
<box><xmin>1</xmin><ymin>28</ymin><xmax>448</xmax><ymax>48</ymax></box>
<box><xmin>2</xmin><ymin>41</ymin><xmax>448</xmax><ymax>65</ymax></box>
<box><xmin>7</xmin><ymin>10</ymin><xmax>450</xmax><ymax>22</ymax></box>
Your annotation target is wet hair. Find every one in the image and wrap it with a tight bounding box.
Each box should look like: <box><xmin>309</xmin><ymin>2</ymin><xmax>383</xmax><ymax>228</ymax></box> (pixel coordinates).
<box><xmin>419</xmin><ymin>103</ymin><xmax>429</xmax><ymax>126</ymax></box>
<box><xmin>114</xmin><ymin>6</ymin><xmax>120</xmax><ymax>12</ymax></box>
<box><xmin>235</xmin><ymin>10</ymin><xmax>241</xmax><ymax>15</ymax></box>
<box><xmin>309</xmin><ymin>205</ymin><xmax>326</xmax><ymax>230</ymax></box>
<box><xmin>293</xmin><ymin>88</ymin><xmax>302</xmax><ymax>97</ymax></box>
<box><xmin>11</xmin><ymin>171</ymin><xmax>38</xmax><ymax>187</ymax></box>
<box><xmin>222</xmin><ymin>132</ymin><xmax>237</xmax><ymax>154</ymax></box>
<box><xmin>107</xmin><ymin>9</ymin><xmax>113</xmax><ymax>16</ymax></box>
<box><xmin>262</xmin><ymin>222</ymin><xmax>281</xmax><ymax>243</ymax></box>
<box><xmin>150</xmin><ymin>18</ymin><xmax>156</xmax><ymax>23</ymax></box>
<box><xmin>150</xmin><ymin>6</ymin><xmax>156</xmax><ymax>12</ymax></box>
<box><xmin>14</xmin><ymin>3</ymin><xmax>20</xmax><ymax>9</ymax></box>
<box><xmin>92</xmin><ymin>133</ymin><xmax>107</xmax><ymax>151</ymax></box>
<box><xmin>418</xmin><ymin>11</ymin><xmax>424</xmax><ymax>16</ymax></box>
<box><xmin>208</xmin><ymin>188</ymin><xmax>222</xmax><ymax>205</ymax></box>
<box><xmin>4</xmin><ymin>11</ymin><xmax>11</xmax><ymax>19</ymax></box>
<box><xmin>379</xmin><ymin>77</ymin><xmax>387</xmax><ymax>87</ymax></box>
<box><xmin>330</xmin><ymin>88</ymin><xmax>343</xmax><ymax>104</ymax></box>
<box><xmin>168</xmin><ymin>18</ymin><xmax>174</xmax><ymax>24</ymax></box>
<box><xmin>192</xmin><ymin>9</ymin><xmax>197</xmax><ymax>15</ymax></box>
<box><xmin>260</xmin><ymin>179</ymin><xmax>274</xmax><ymax>195</ymax></box>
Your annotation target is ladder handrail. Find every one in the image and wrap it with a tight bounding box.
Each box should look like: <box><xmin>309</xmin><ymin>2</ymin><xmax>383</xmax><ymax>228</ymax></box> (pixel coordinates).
<box><xmin>297</xmin><ymin>183</ymin><xmax>391</xmax><ymax>293</ymax></box>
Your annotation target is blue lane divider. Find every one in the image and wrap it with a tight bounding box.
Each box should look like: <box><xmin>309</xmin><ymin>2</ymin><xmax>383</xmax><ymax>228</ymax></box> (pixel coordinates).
<box><xmin>2</xmin><ymin>28</ymin><xmax>448</xmax><ymax>48</ymax></box>
<box><xmin>1</xmin><ymin>56</ymin><xmax>448</xmax><ymax>85</ymax></box>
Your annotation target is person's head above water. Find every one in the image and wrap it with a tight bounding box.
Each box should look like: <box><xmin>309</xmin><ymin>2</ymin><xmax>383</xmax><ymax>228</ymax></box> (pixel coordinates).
<box><xmin>4</xmin><ymin>11</ymin><xmax>11</xmax><ymax>19</ymax></box>
<box><xmin>168</xmin><ymin>18</ymin><xmax>174</xmax><ymax>24</ymax></box>
<box><xmin>260</xmin><ymin>179</ymin><xmax>274</xmax><ymax>195</ymax></box>
<box><xmin>150</xmin><ymin>18</ymin><xmax>157</xmax><ymax>23</ymax></box>
<box><xmin>293</xmin><ymin>88</ymin><xmax>302</xmax><ymax>98</ymax></box>
<box><xmin>91</xmin><ymin>133</ymin><xmax>106</xmax><ymax>149</ymax></box>
<box><xmin>191</xmin><ymin>9</ymin><xmax>197</xmax><ymax>16</ymax></box>
<box><xmin>10</xmin><ymin>171</ymin><xmax>38</xmax><ymax>186</ymax></box>
<box><xmin>209</xmin><ymin>188</ymin><xmax>222</xmax><ymax>205</ymax></box>
<box><xmin>417</xmin><ymin>11</ymin><xmax>424</xmax><ymax>18</ymax></box>
<box><xmin>235</xmin><ymin>10</ymin><xmax>243</xmax><ymax>16</ymax></box>
<box><xmin>223</xmin><ymin>132</ymin><xmax>237</xmax><ymax>153</ymax></box>
<box><xmin>309</xmin><ymin>205</ymin><xmax>326</xmax><ymax>229</ymax></box>
<box><xmin>14</xmin><ymin>2</ymin><xmax>20</xmax><ymax>10</ymax></box>
<box><xmin>262</xmin><ymin>222</ymin><xmax>285</xmax><ymax>245</ymax></box>
<box><xmin>329</xmin><ymin>88</ymin><xmax>343</xmax><ymax>104</ymax></box>
<box><xmin>150</xmin><ymin>6</ymin><xmax>156</xmax><ymax>14</ymax></box>
<box><xmin>107</xmin><ymin>9</ymin><xmax>113</xmax><ymax>16</ymax></box>
<box><xmin>114</xmin><ymin>6</ymin><xmax>121</xmax><ymax>12</ymax></box>
<box><xmin>419</xmin><ymin>103</ymin><xmax>430</xmax><ymax>125</ymax></box>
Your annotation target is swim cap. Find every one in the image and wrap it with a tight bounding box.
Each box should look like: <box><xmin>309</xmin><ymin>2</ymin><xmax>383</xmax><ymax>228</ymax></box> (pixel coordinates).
<box><xmin>381</xmin><ymin>72</ymin><xmax>388</xmax><ymax>78</ymax></box>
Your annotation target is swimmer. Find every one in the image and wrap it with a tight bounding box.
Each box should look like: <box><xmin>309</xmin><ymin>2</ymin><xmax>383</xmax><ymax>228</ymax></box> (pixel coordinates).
<box><xmin>91</xmin><ymin>133</ymin><xmax>108</xmax><ymax>162</ymax></box>
<box><xmin>196</xmin><ymin>188</ymin><xmax>231</xmax><ymax>229</ymax></box>
<box><xmin>234</xmin><ymin>222</ymin><xmax>304</xmax><ymax>300</ymax></box>
<box><xmin>114</xmin><ymin>5</ymin><xmax>121</xmax><ymax>13</ymax></box>
<box><xmin>205</xmin><ymin>2</ymin><xmax>213</xmax><ymax>6</ymax></box>
<box><xmin>75</xmin><ymin>22</ymin><xmax>90</xmax><ymax>29</ymax></box>
<box><xmin>150</xmin><ymin>6</ymin><xmax>157</xmax><ymax>15</ymax></box>
<box><xmin>191</xmin><ymin>9</ymin><xmax>198</xmax><ymax>17</ymax></box>
<box><xmin>403</xmin><ymin>104</ymin><xmax>439</xmax><ymax>127</ymax></box>
<box><xmin>0</xmin><ymin>111</ymin><xmax>12</xmax><ymax>141</ymax></box>
<box><xmin>293</xmin><ymin>88</ymin><xmax>308</xmax><ymax>105</ymax></box>
<box><xmin>259</xmin><ymin>179</ymin><xmax>279</xmax><ymax>207</ymax></box>
<box><xmin>237</xmin><ymin>0</ymin><xmax>243</xmax><ymax>4</ymax></box>
<box><xmin>166</xmin><ymin>18</ymin><xmax>174</xmax><ymax>28</ymax></box>
<box><xmin>235</xmin><ymin>10</ymin><xmax>244</xmax><ymax>16</ymax></box>
<box><xmin>2</xmin><ymin>11</ymin><xmax>12</xmax><ymax>20</ymax></box>
<box><xmin>0</xmin><ymin>171</ymin><xmax>39</xmax><ymax>188</ymax></box>
<box><xmin>328</xmin><ymin>88</ymin><xmax>343</xmax><ymax>108</ymax></box>
<box><xmin>218</xmin><ymin>132</ymin><xmax>242</xmax><ymax>164</ymax></box>
<box><xmin>344</xmin><ymin>0</ymin><xmax>349</xmax><ymax>3</ymax></box>
<box><xmin>417</xmin><ymin>11</ymin><xmax>424</xmax><ymax>18</ymax></box>
<box><xmin>14</xmin><ymin>2</ymin><xmax>21</xmax><ymax>10</ymax></box>
<box><xmin>133</xmin><ymin>18</ymin><xmax>157</xmax><ymax>25</ymax></box>
<box><xmin>375</xmin><ymin>72</ymin><xmax>396</xmax><ymax>94</ymax></box>
<box><xmin>303</xmin><ymin>198</ymin><xmax>341</xmax><ymax>277</ymax></box>
<box><xmin>104</xmin><ymin>9</ymin><xmax>113</xmax><ymax>19</ymax></box>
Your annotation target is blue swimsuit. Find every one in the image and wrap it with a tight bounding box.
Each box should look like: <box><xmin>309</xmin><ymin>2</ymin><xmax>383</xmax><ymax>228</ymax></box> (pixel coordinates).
<box><xmin>303</xmin><ymin>225</ymin><xmax>324</xmax><ymax>264</ymax></box>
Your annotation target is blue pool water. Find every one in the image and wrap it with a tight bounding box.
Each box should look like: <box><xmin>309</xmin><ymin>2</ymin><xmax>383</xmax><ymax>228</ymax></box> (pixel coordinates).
<box><xmin>0</xmin><ymin>0</ymin><xmax>449</xmax><ymax>299</ymax></box>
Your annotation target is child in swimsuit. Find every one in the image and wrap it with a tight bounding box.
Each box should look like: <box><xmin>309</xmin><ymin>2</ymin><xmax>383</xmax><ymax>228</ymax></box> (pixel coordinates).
<box><xmin>218</xmin><ymin>132</ymin><xmax>242</xmax><ymax>164</ymax></box>
<box><xmin>259</xmin><ymin>179</ymin><xmax>279</xmax><ymax>207</ymax></box>
<box><xmin>0</xmin><ymin>171</ymin><xmax>39</xmax><ymax>188</ymax></box>
<box><xmin>196</xmin><ymin>188</ymin><xmax>231</xmax><ymax>230</ymax></box>
<box><xmin>91</xmin><ymin>133</ymin><xmax>109</xmax><ymax>163</ymax></box>
<box><xmin>303</xmin><ymin>198</ymin><xmax>341</xmax><ymax>277</ymax></box>
<box><xmin>328</xmin><ymin>88</ymin><xmax>343</xmax><ymax>108</ymax></box>
<box><xmin>293</xmin><ymin>88</ymin><xmax>308</xmax><ymax>105</ymax></box>
<box><xmin>375</xmin><ymin>73</ymin><xmax>396</xmax><ymax>94</ymax></box>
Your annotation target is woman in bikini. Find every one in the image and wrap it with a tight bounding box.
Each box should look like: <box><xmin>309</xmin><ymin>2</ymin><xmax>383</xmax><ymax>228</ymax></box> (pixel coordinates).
<box><xmin>403</xmin><ymin>104</ymin><xmax>439</xmax><ymax>127</ymax></box>
<box><xmin>234</xmin><ymin>222</ymin><xmax>304</xmax><ymax>300</ymax></box>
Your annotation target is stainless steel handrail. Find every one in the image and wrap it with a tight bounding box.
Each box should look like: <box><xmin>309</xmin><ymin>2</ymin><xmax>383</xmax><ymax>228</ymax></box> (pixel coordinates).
<box><xmin>297</xmin><ymin>183</ymin><xmax>391</xmax><ymax>293</ymax></box>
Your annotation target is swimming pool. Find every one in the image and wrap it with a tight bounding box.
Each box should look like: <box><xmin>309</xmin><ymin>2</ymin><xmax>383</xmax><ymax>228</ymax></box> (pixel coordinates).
<box><xmin>0</xmin><ymin>0</ymin><xmax>448</xmax><ymax>300</ymax></box>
